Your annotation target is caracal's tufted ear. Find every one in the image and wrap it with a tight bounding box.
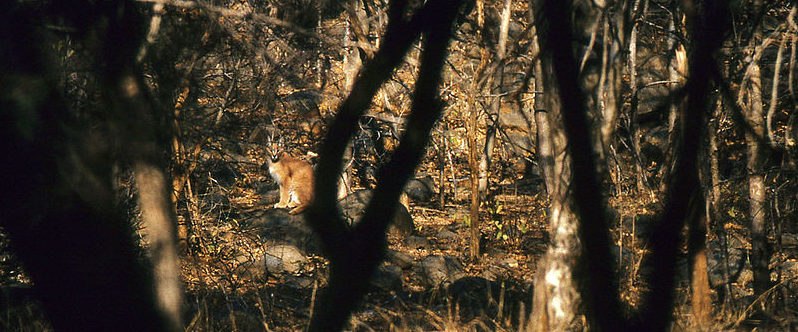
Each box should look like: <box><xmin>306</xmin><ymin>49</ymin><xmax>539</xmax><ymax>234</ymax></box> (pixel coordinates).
<box><xmin>265</xmin><ymin>128</ymin><xmax>285</xmax><ymax>163</ymax></box>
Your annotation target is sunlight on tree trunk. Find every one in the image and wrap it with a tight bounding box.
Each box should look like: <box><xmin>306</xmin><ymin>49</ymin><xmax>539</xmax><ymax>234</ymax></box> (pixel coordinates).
<box><xmin>689</xmin><ymin>200</ymin><xmax>712</xmax><ymax>328</ymax></box>
<box><xmin>170</xmin><ymin>86</ymin><xmax>192</xmax><ymax>248</ymax></box>
<box><xmin>135</xmin><ymin>162</ymin><xmax>183</xmax><ymax>330</ymax></box>
<box><xmin>740</xmin><ymin>0</ymin><xmax>771</xmax><ymax>296</ymax></box>
<box><xmin>660</xmin><ymin>16</ymin><xmax>687</xmax><ymax>193</ymax></box>
<box><xmin>597</xmin><ymin>5</ymin><xmax>623</xmax><ymax>193</ymax></box>
<box><xmin>477</xmin><ymin>0</ymin><xmax>512</xmax><ymax>196</ymax></box>
<box><xmin>528</xmin><ymin>10</ymin><xmax>582</xmax><ymax>327</ymax></box>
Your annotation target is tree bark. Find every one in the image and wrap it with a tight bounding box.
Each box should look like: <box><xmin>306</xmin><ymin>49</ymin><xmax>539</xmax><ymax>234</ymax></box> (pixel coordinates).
<box><xmin>170</xmin><ymin>86</ymin><xmax>192</xmax><ymax>248</ymax></box>
<box><xmin>343</xmin><ymin>1</ymin><xmax>365</xmax><ymax>92</ymax></box>
<box><xmin>689</xmin><ymin>211</ymin><xmax>712</xmax><ymax>328</ymax></box>
<box><xmin>708</xmin><ymin>91</ymin><xmax>736</xmax><ymax>305</ymax></box>
<box><xmin>659</xmin><ymin>14</ymin><xmax>687</xmax><ymax>193</ymax></box>
<box><xmin>134</xmin><ymin>163</ymin><xmax>183</xmax><ymax>329</ymax></box>
<box><xmin>742</xmin><ymin>0</ymin><xmax>771</xmax><ymax>297</ymax></box>
<box><xmin>529</xmin><ymin>0</ymin><xmax>606</xmax><ymax>328</ymax></box>
<box><xmin>468</xmin><ymin>0</ymin><xmax>489</xmax><ymax>259</ymax></box>
<box><xmin>628</xmin><ymin>0</ymin><xmax>648</xmax><ymax>195</ymax></box>
<box><xmin>468</xmin><ymin>87</ymin><xmax>482</xmax><ymax>259</ymax></box>
<box><xmin>709</xmin><ymin>95</ymin><xmax>722</xmax><ymax>226</ymax></box>
<box><xmin>477</xmin><ymin>0</ymin><xmax>513</xmax><ymax>195</ymax></box>
<box><xmin>598</xmin><ymin>3</ymin><xmax>625</xmax><ymax>193</ymax></box>
<box><xmin>528</xmin><ymin>53</ymin><xmax>582</xmax><ymax>329</ymax></box>
<box><xmin>766</xmin><ymin>34</ymin><xmax>787</xmax><ymax>145</ymax></box>
<box><xmin>690</xmin><ymin>171</ymin><xmax>712</xmax><ymax>328</ymax></box>
<box><xmin>633</xmin><ymin>1</ymin><xmax>727</xmax><ymax>329</ymax></box>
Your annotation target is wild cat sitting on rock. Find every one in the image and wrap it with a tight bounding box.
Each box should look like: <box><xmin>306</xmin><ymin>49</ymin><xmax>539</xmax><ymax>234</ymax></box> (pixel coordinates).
<box><xmin>264</xmin><ymin>135</ymin><xmax>348</xmax><ymax>215</ymax></box>
<box><xmin>266</xmin><ymin>149</ymin><xmax>315</xmax><ymax>215</ymax></box>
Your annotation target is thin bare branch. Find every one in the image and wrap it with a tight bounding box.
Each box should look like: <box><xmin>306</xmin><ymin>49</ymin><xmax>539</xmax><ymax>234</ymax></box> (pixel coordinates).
<box><xmin>135</xmin><ymin>0</ymin><xmax>340</xmax><ymax>47</ymax></box>
<box><xmin>766</xmin><ymin>34</ymin><xmax>787</xmax><ymax>145</ymax></box>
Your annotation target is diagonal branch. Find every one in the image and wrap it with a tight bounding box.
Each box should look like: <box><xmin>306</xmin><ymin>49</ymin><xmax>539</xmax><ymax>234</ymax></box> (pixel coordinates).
<box><xmin>353</xmin><ymin>0</ymin><xmax>460</xmax><ymax>246</ymax></box>
<box><xmin>307</xmin><ymin>0</ymin><xmax>446</xmax><ymax>258</ymax></box>
<box><xmin>305</xmin><ymin>0</ymin><xmax>468</xmax><ymax>331</ymax></box>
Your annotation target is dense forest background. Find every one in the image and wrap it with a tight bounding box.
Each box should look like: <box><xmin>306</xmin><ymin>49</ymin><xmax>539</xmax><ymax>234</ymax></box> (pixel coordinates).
<box><xmin>1</xmin><ymin>0</ymin><xmax>797</xmax><ymax>330</ymax></box>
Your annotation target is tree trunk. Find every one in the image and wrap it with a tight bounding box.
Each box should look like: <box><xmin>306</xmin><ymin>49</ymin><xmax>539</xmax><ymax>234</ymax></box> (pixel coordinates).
<box><xmin>344</xmin><ymin>0</ymin><xmax>370</xmax><ymax>93</ymax></box>
<box><xmin>134</xmin><ymin>163</ymin><xmax>183</xmax><ymax>330</ymax></box>
<box><xmin>598</xmin><ymin>5</ymin><xmax>624</xmax><ymax>193</ymax></box>
<box><xmin>659</xmin><ymin>15</ymin><xmax>687</xmax><ymax>193</ymax></box>
<box><xmin>477</xmin><ymin>0</ymin><xmax>513</xmax><ymax>195</ymax></box>
<box><xmin>766</xmin><ymin>34</ymin><xmax>787</xmax><ymax>145</ymax></box>
<box><xmin>528</xmin><ymin>58</ymin><xmax>582</xmax><ymax>331</ymax></box>
<box><xmin>531</xmin><ymin>12</ymin><xmax>555</xmax><ymax>197</ymax></box>
<box><xmin>675</xmin><ymin>6</ymin><xmax>711</xmax><ymax>327</ymax></box>
<box><xmin>633</xmin><ymin>1</ymin><xmax>727</xmax><ymax>329</ymax></box>
<box><xmin>0</xmin><ymin>2</ymin><xmax>181</xmax><ymax>330</ymax></box>
<box><xmin>746</xmin><ymin>59</ymin><xmax>770</xmax><ymax>297</ymax></box>
<box><xmin>529</xmin><ymin>0</ymin><xmax>728</xmax><ymax>330</ymax></box>
<box><xmin>468</xmin><ymin>91</ymin><xmax>482</xmax><ymax>259</ymax></box>
<box><xmin>691</xmin><ymin>159</ymin><xmax>712</xmax><ymax>327</ymax></box>
<box><xmin>438</xmin><ymin>134</ymin><xmax>447</xmax><ymax>209</ymax></box>
<box><xmin>742</xmin><ymin>0</ymin><xmax>771</xmax><ymax>296</ymax></box>
<box><xmin>468</xmin><ymin>0</ymin><xmax>489</xmax><ymax>259</ymax></box>
<box><xmin>170</xmin><ymin>86</ymin><xmax>191</xmax><ymax>249</ymax></box>
<box><xmin>689</xmin><ymin>209</ymin><xmax>712</xmax><ymax>328</ymax></box>
<box><xmin>628</xmin><ymin>0</ymin><xmax>649</xmax><ymax>195</ymax></box>
<box><xmin>528</xmin><ymin>5</ymin><xmax>583</xmax><ymax>328</ymax></box>
<box><xmin>709</xmin><ymin>91</ymin><xmax>736</xmax><ymax>305</ymax></box>
<box><xmin>709</xmin><ymin>96</ymin><xmax>722</xmax><ymax>225</ymax></box>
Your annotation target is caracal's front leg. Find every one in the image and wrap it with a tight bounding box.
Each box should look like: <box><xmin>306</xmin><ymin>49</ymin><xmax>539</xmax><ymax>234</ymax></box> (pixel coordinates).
<box><xmin>274</xmin><ymin>183</ymin><xmax>291</xmax><ymax>209</ymax></box>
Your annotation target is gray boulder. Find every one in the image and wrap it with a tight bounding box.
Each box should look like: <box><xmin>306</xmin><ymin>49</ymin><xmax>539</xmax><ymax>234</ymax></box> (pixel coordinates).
<box><xmin>339</xmin><ymin>189</ymin><xmax>415</xmax><ymax>236</ymax></box>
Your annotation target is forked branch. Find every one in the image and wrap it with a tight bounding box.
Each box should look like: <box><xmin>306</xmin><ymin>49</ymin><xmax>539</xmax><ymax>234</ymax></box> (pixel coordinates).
<box><xmin>305</xmin><ymin>0</ymin><xmax>469</xmax><ymax>331</ymax></box>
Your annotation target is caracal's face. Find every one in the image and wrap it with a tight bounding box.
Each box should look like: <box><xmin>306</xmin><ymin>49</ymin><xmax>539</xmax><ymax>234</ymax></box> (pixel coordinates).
<box><xmin>267</xmin><ymin>137</ymin><xmax>285</xmax><ymax>164</ymax></box>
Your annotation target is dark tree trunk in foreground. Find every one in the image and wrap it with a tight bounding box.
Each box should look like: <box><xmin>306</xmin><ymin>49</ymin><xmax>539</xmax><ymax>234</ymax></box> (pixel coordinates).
<box><xmin>0</xmin><ymin>1</ymin><xmax>180</xmax><ymax>331</ymax></box>
<box><xmin>529</xmin><ymin>0</ymin><xmax>729</xmax><ymax>330</ymax></box>
<box><xmin>531</xmin><ymin>0</ymin><xmax>620</xmax><ymax>329</ymax></box>
<box><xmin>631</xmin><ymin>0</ymin><xmax>726</xmax><ymax>329</ymax></box>
<box><xmin>304</xmin><ymin>1</ymin><xmax>469</xmax><ymax>330</ymax></box>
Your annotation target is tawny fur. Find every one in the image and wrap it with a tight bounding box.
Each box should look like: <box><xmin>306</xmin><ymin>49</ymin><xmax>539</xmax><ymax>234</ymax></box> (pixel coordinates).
<box><xmin>268</xmin><ymin>153</ymin><xmax>314</xmax><ymax>215</ymax></box>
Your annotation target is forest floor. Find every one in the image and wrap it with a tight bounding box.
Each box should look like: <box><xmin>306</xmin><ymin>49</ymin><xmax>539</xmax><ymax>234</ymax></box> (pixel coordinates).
<box><xmin>170</xmin><ymin>153</ymin><xmax>798</xmax><ymax>331</ymax></box>
<box><xmin>178</xmin><ymin>176</ymin><xmax>551</xmax><ymax>331</ymax></box>
<box><xmin>2</xmin><ymin>157</ymin><xmax>798</xmax><ymax>331</ymax></box>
